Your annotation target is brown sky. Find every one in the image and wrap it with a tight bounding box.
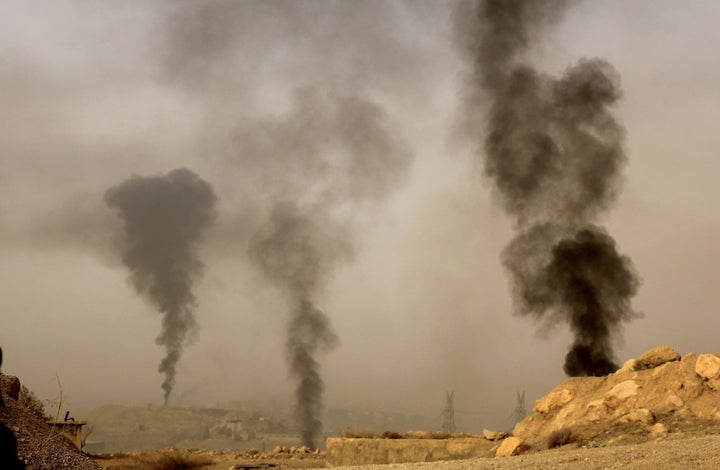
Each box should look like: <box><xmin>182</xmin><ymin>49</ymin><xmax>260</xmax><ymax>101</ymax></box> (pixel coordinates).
<box><xmin>1</xmin><ymin>0</ymin><xmax>719</xmax><ymax>432</ymax></box>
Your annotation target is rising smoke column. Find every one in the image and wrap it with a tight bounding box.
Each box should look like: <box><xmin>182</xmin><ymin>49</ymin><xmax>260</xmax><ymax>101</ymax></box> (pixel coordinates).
<box><xmin>105</xmin><ymin>168</ymin><xmax>216</xmax><ymax>403</ymax></box>
<box><xmin>249</xmin><ymin>203</ymin><xmax>344</xmax><ymax>448</ymax></box>
<box><xmin>454</xmin><ymin>0</ymin><xmax>641</xmax><ymax>376</ymax></box>
<box><xmin>246</xmin><ymin>89</ymin><xmax>412</xmax><ymax>448</ymax></box>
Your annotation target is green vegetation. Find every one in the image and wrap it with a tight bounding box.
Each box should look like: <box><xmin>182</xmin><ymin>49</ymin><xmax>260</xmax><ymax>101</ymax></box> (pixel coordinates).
<box><xmin>18</xmin><ymin>385</ymin><xmax>47</xmax><ymax>419</ymax></box>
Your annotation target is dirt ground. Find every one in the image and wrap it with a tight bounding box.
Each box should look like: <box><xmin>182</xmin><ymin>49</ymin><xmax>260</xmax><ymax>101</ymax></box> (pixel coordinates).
<box><xmin>89</xmin><ymin>427</ymin><xmax>720</xmax><ymax>469</ymax></box>
<box><xmin>323</xmin><ymin>432</ymin><xmax>720</xmax><ymax>469</ymax></box>
<box><xmin>91</xmin><ymin>447</ymin><xmax>327</xmax><ymax>470</ymax></box>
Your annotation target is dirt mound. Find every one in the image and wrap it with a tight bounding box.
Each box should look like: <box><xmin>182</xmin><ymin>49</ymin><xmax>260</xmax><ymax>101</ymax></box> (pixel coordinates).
<box><xmin>512</xmin><ymin>346</ymin><xmax>720</xmax><ymax>452</ymax></box>
<box><xmin>0</xmin><ymin>373</ymin><xmax>101</xmax><ymax>470</ymax></box>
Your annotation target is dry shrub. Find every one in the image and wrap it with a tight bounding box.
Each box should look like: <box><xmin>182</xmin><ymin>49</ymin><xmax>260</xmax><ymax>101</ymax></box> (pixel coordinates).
<box><xmin>144</xmin><ymin>452</ymin><xmax>214</xmax><ymax>470</ymax></box>
<box><xmin>382</xmin><ymin>431</ymin><xmax>403</xmax><ymax>439</ymax></box>
<box><xmin>547</xmin><ymin>428</ymin><xmax>576</xmax><ymax>449</ymax></box>
<box><xmin>343</xmin><ymin>429</ymin><xmax>380</xmax><ymax>438</ymax></box>
<box><xmin>18</xmin><ymin>385</ymin><xmax>47</xmax><ymax>419</ymax></box>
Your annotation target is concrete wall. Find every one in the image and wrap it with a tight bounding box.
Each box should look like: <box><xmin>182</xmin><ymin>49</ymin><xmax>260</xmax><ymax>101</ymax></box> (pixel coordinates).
<box><xmin>325</xmin><ymin>437</ymin><xmax>494</xmax><ymax>467</ymax></box>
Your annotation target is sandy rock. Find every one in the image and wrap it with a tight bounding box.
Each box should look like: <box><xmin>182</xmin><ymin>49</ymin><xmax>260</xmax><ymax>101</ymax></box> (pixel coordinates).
<box><xmin>650</xmin><ymin>423</ymin><xmax>669</xmax><ymax>437</ymax></box>
<box><xmin>585</xmin><ymin>398</ymin><xmax>611</xmax><ymax>422</ymax></box>
<box><xmin>707</xmin><ymin>379</ymin><xmax>720</xmax><ymax>391</ymax></box>
<box><xmin>617</xmin><ymin>359</ymin><xmax>636</xmax><ymax>374</ymax></box>
<box><xmin>634</xmin><ymin>346</ymin><xmax>680</xmax><ymax>371</ymax></box>
<box><xmin>535</xmin><ymin>388</ymin><xmax>573</xmax><ymax>414</ymax></box>
<box><xmin>666</xmin><ymin>393</ymin><xmax>685</xmax><ymax>409</ymax></box>
<box><xmin>483</xmin><ymin>429</ymin><xmax>509</xmax><ymax>441</ymax></box>
<box><xmin>617</xmin><ymin>408</ymin><xmax>655</xmax><ymax>425</ymax></box>
<box><xmin>695</xmin><ymin>354</ymin><xmax>720</xmax><ymax>380</ymax></box>
<box><xmin>682</xmin><ymin>352</ymin><xmax>697</xmax><ymax>363</ymax></box>
<box><xmin>495</xmin><ymin>437</ymin><xmax>523</xmax><ymax>457</ymax></box>
<box><xmin>606</xmin><ymin>380</ymin><xmax>638</xmax><ymax>401</ymax></box>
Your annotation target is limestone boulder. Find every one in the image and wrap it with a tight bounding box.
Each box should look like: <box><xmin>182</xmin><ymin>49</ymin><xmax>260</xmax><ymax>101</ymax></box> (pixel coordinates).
<box><xmin>634</xmin><ymin>346</ymin><xmax>680</xmax><ymax>371</ymax></box>
<box><xmin>535</xmin><ymin>388</ymin><xmax>573</xmax><ymax>414</ymax></box>
<box><xmin>650</xmin><ymin>422</ymin><xmax>669</xmax><ymax>438</ymax></box>
<box><xmin>482</xmin><ymin>429</ymin><xmax>509</xmax><ymax>441</ymax></box>
<box><xmin>616</xmin><ymin>408</ymin><xmax>654</xmax><ymax>425</ymax></box>
<box><xmin>695</xmin><ymin>354</ymin><xmax>720</xmax><ymax>380</ymax></box>
<box><xmin>605</xmin><ymin>380</ymin><xmax>638</xmax><ymax>402</ymax></box>
<box><xmin>495</xmin><ymin>437</ymin><xmax>524</xmax><ymax>457</ymax></box>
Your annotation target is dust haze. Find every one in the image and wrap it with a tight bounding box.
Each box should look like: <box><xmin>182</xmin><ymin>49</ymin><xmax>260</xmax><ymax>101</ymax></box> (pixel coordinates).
<box><xmin>1</xmin><ymin>0</ymin><xmax>720</xmax><ymax>434</ymax></box>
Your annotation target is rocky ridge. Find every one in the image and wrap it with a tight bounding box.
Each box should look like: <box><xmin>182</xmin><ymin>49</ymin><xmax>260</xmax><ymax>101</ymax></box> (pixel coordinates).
<box><xmin>509</xmin><ymin>346</ymin><xmax>720</xmax><ymax>455</ymax></box>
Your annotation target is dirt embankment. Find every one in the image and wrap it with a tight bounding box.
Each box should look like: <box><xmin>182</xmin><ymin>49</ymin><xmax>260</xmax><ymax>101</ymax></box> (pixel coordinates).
<box><xmin>0</xmin><ymin>373</ymin><xmax>101</xmax><ymax>470</ymax></box>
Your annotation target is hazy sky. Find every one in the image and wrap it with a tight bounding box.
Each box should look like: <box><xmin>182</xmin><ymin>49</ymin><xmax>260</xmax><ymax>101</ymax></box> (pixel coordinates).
<box><xmin>1</xmin><ymin>0</ymin><xmax>719</xmax><ymax>432</ymax></box>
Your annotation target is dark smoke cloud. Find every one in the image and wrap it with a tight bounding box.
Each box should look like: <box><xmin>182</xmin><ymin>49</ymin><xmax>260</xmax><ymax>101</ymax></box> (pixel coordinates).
<box><xmin>249</xmin><ymin>203</ymin><xmax>344</xmax><ymax>447</ymax></box>
<box><xmin>455</xmin><ymin>0</ymin><xmax>641</xmax><ymax>376</ymax></box>
<box><xmin>153</xmin><ymin>1</ymin><xmax>417</xmax><ymax>443</ymax></box>
<box><xmin>105</xmin><ymin>168</ymin><xmax>216</xmax><ymax>403</ymax></box>
<box><xmin>246</xmin><ymin>90</ymin><xmax>412</xmax><ymax>448</ymax></box>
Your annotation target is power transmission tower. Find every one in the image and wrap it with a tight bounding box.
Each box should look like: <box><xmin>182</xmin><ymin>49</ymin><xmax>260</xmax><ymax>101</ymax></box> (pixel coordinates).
<box><xmin>442</xmin><ymin>391</ymin><xmax>456</xmax><ymax>433</ymax></box>
<box><xmin>510</xmin><ymin>391</ymin><xmax>527</xmax><ymax>424</ymax></box>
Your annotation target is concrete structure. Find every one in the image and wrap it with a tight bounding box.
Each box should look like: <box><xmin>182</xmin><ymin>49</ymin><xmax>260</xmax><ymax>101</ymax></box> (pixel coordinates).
<box><xmin>325</xmin><ymin>437</ymin><xmax>494</xmax><ymax>466</ymax></box>
<box><xmin>47</xmin><ymin>420</ymin><xmax>87</xmax><ymax>450</ymax></box>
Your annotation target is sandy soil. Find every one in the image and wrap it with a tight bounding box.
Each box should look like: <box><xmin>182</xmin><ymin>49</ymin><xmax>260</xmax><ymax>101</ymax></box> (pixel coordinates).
<box><xmin>321</xmin><ymin>433</ymin><xmax>720</xmax><ymax>470</ymax></box>
<box><xmin>91</xmin><ymin>430</ymin><xmax>720</xmax><ymax>469</ymax></box>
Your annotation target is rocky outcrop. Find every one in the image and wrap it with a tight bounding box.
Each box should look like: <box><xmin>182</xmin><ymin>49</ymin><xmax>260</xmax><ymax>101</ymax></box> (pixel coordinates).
<box><xmin>1</xmin><ymin>374</ymin><xmax>21</xmax><ymax>402</ymax></box>
<box><xmin>512</xmin><ymin>347</ymin><xmax>720</xmax><ymax>451</ymax></box>
<box><xmin>633</xmin><ymin>346</ymin><xmax>680</xmax><ymax>371</ymax></box>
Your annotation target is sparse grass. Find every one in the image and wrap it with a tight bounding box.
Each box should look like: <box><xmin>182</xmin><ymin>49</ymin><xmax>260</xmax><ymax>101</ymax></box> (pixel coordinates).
<box><xmin>140</xmin><ymin>452</ymin><xmax>214</xmax><ymax>470</ymax></box>
<box><xmin>343</xmin><ymin>429</ymin><xmax>380</xmax><ymax>438</ymax></box>
<box><xmin>547</xmin><ymin>427</ymin><xmax>576</xmax><ymax>449</ymax></box>
<box><xmin>18</xmin><ymin>385</ymin><xmax>47</xmax><ymax>419</ymax></box>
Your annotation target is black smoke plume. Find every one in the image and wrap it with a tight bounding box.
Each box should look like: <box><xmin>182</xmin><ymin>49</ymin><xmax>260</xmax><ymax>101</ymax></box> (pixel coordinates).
<box><xmin>105</xmin><ymin>168</ymin><xmax>216</xmax><ymax>403</ymax></box>
<box><xmin>249</xmin><ymin>203</ymin><xmax>344</xmax><ymax>448</ymax></box>
<box><xmin>246</xmin><ymin>90</ymin><xmax>411</xmax><ymax>448</ymax></box>
<box><xmin>454</xmin><ymin>0</ymin><xmax>641</xmax><ymax>376</ymax></box>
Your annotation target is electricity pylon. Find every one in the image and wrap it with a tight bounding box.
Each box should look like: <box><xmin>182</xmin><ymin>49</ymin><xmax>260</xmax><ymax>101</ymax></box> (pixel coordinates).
<box><xmin>511</xmin><ymin>391</ymin><xmax>527</xmax><ymax>424</ymax></box>
<box><xmin>442</xmin><ymin>391</ymin><xmax>456</xmax><ymax>433</ymax></box>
